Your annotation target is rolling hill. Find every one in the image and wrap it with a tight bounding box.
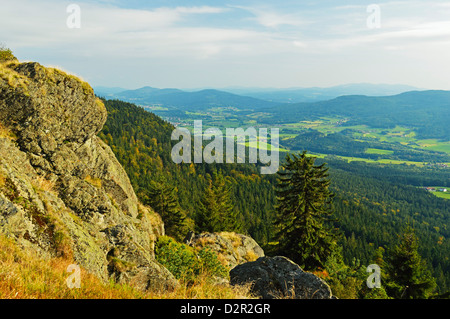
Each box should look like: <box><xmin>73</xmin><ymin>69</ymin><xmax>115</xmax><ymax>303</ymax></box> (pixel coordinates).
<box><xmin>223</xmin><ymin>83</ymin><xmax>421</xmax><ymax>103</ymax></box>
<box><xmin>107</xmin><ymin>86</ymin><xmax>277</xmax><ymax>111</ymax></box>
<box><xmin>97</xmin><ymin>85</ymin><xmax>449</xmax><ymax>141</ymax></box>
<box><xmin>261</xmin><ymin>90</ymin><xmax>450</xmax><ymax>140</ymax></box>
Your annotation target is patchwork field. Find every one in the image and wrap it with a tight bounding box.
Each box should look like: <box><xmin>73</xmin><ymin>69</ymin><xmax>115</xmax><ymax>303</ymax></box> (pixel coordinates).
<box><xmin>161</xmin><ymin>110</ymin><xmax>450</xmax><ymax>168</ymax></box>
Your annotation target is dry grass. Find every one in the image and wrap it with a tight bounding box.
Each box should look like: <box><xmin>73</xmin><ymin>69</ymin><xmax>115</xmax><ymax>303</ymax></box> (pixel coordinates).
<box><xmin>0</xmin><ymin>234</ymin><xmax>254</xmax><ymax>299</ymax></box>
<box><xmin>0</xmin><ymin>172</ymin><xmax>6</xmax><ymax>188</ymax></box>
<box><xmin>84</xmin><ymin>175</ymin><xmax>102</xmax><ymax>188</ymax></box>
<box><xmin>95</xmin><ymin>97</ymin><xmax>106</xmax><ymax>111</ymax></box>
<box><xmin>0</xmin><ymin>61</ymin><xmax>29</xmax><ymax>92</ymax></box>
<box><xmin>0</xmin><ymin>122</ymin><xmax>16</xmax><ymax>140</ymax></box>
<box><xmin>41</xmin><ymin>201</ymin><xmax>74</xmax><ymax>260</ymax></box>
<box><xmin>243</xmin><ymin>250</ymin><xmax>259</xmax><ymax>262</ymax></box>
<box><xmin>220</xmin><ymin>232</ymin><xmax>242</xmax><ymax>249</ymax></box>
<box><xmin>46</xmin><ymin>67</ymin><xmax>93</xmax><ymax>95</ymax></box>
<box><xmin>0</xmin><ymin>235</ymin><xmax>146</xmax><ymax>299</ymax></box>
<box><xmin>31</xmin><ymin>176</ymin><xmax>55</xmax><ymax>193</ymax></box>
<box><xmin>195</xmin><ymin>236</ymin><xmax>217</xmax><ymax>248</ymax></box>
<box><xmin>147</xmin><ymin>274</ymin><xmax>255</xmax><ymax>299</ymax></box>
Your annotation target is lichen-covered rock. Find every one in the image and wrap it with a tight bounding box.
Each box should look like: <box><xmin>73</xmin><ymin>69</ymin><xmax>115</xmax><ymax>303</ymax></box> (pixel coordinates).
<box><xmin>230</xmin><ymin>256</ymin><xmax>333</xmax><ymax>299</ymax></box>
<box><xmin>0</xmin><ymin>61</ymin><xmax>177</xmax><ymax>291</ymax></box>
<box><xmin>0</xmin><ymin>62</ymin><xmax>106</xmax><ymax>155</ymax></box>
<box><xmin>185</xmin><ymin>231</ymin><xmax>265</xmax><ymax>270</ymax></box>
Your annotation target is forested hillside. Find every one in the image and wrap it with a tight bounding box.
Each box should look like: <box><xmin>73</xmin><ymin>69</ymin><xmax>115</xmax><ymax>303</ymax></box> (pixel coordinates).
<box><xmin>98</xmin><ymin>99</ymin><xmax>275</xmax><ymax>242</ymax></box>
<box><xmin>98</xmin><ymin>98</ymin><xmax>450</xmax><ymax>295</ymax></box>
<box><xmin>326</xmin><ymin>160</ymin><xmax>450</xmax><ymax>293</ymax></box>
<box><xmin>261</xmin><ymin>90</ymin><xmax>450</xmax><ymax>140</ymax></box>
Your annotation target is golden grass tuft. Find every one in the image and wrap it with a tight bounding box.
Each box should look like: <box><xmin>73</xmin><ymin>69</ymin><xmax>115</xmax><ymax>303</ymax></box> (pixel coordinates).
<box><xmin>196</xmin><ymin>236</ymin><xmax>216</xmax><ymax>248</ymax></box>
<box><xmin>0</xmin><ymin>61</ymin><xmax>29</xmax><ymax>92</ymax></box>
<box><xmin>31</xmin><ymin>175</ymin><xmax>55</xmax><ymax>193</ymax></box>
<box><xmin>0</xmin><ymin>122</ymin><xmax>16</xmax><ymax>140</ymax></box>
<box><xmin>0</xmin><ymin>171</ymin><xmax>6</xmax><ymax>188</ymax></box>
<box><xmin>84</xmin><ymin>175</ymin><xmax>102</xmax><ymax>188</ymax></box>
<box><xmin>220</xmin><ymin>232</ymin><xmax>242</xmax><ymax>248</ymax></box>
<box><xmin>46</xmin><ymin>67</ymin><xmax>93</xmax><ymax>95</ymax></box>
<box><xmin>243</xmin><ymin>250</ymin><xmax>259</xmax><ymax>263</ymax></box>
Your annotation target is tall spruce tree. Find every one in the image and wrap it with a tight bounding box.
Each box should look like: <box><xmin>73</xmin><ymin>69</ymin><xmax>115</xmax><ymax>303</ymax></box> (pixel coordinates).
<box><xmin>274</xmin><ymin>151</ymin><xmax>338</xmax><ymax>270</ymax></box>
<box><xmin>195</xmin><ymin>178</ymin><xmax>219</xmax><ymax>233</ymax></box>
<box><xmin>143</xmin><ymin>177</ymin><xmax>189</xmax><ymax>242</ymax></box>
<box><xmin>195</xmin><ymin>172</ymin><xmax>242</xmax><ymax>233</ymax></box>
<box><xmin>385</xmin><ymin>226</ymin><xmax>436</xmax><ymax>299</ymax></box>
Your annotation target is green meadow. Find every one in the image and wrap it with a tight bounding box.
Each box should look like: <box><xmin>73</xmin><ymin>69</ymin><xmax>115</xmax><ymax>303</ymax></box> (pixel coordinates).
<box><xmin>365</xmin><ymin>148</ymin><xmax>395</xmax><ymax>155</ymax></box>
<box><xmin>421</xmin><ymin>187</ymin><xmax>450</xmax><ymax>200</ymax></box>
<box><xmin>166</xmin><ymin>112</ymin><xmax>450</xmax><ymax>168</ymax></box>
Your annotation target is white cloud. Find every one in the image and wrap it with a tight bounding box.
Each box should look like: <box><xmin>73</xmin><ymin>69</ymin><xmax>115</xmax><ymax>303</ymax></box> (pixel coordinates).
<box><xmin>231</xmin><ymin>5</ymin><xmax>310</xmax><ymax>28</ymax></box>
<box><xmin>1</xmin><ymin>0</ymin><xmax>449</xmax><ymax>89</ymax></box>
<box><xmin>0</xmin><ymin>1</ymin><xmax>229</xmax><ymax>46</ymax></box>
<box><xmin>376</xmin><ymin>21</ymin><xmax>450</xmax><ymax>41</ymax></box>
<box><xmin>0</xmin><ymin>0</ymin><xmax>305</xmax><ymax>61</ymax></box>
<box><xmin>173</xmin><ymin>6</ymin><xmax>229</xmax><ymax>14</ymax></box>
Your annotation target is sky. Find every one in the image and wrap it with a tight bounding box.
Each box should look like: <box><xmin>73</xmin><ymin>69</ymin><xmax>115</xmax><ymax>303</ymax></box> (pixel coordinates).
<box><xmin>1</xmin><ymin>0</ymin><xmax>450</xmax><ymax>90</ymax></box>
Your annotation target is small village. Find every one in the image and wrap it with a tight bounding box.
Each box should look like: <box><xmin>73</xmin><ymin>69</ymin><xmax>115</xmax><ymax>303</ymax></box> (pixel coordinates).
<box><xmin>424</xmin><ymin>187</ymin><xmax>448</xmax><ymax>193</ymax></box>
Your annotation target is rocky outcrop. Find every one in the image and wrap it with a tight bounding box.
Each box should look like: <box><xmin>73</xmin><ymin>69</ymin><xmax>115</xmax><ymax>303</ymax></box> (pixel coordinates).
<box><xmin>0</xmin><ymin>61</ymin><xmax>177</xmax><ymax>291</ymax></box>
<box><xmin>230</xmin><ymin>256</ymin><xmax>333</xmax><ymax>299</ymax></box>
<box><xmin>185</xmin><ymin>231</ymin><xmax>265</xmax><ymax>270</ymax></box>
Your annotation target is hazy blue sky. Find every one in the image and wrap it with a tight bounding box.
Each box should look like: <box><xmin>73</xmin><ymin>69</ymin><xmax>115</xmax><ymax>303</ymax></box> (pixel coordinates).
<box><xmin>2</xmin><ymin>0</ymin><xmax>450</xmax><ymax>90</ymax></box>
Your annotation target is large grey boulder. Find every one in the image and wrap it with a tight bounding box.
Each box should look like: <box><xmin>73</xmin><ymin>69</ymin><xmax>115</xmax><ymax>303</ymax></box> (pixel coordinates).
<box><xmin>0</xmin><ymin>61</ymin><xmax>177</xmax><ymax>292</ymax></box>
<box><xmin>230</xmin><ymin>256</ymin><xmax>333</xmax><ymax>299</ymax></box>
<box><xmin>185</xmin><ymin>231</ymin><xmax>265</xmax><ymax>270</ymax></box>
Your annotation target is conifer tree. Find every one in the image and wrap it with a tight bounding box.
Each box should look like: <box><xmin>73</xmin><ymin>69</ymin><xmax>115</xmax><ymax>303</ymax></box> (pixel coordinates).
<box><xmin>274</xmin><ymin>151</ymin><xmax>338</xmax><ymax>270</ymax></box>
<box><xmin>195</xmin><ymin>172</ymin><xmax>242</xmax><ymax>233</ymax></box>
<box><xmin>143</xmin><ymin>177</ymin><xmax>188</xmax><ymax>242</ymax></box>
<box><xmin>195</xmin><ymin>178</ymin><xmax>219</xmax><ymax>233</ymax></box>
<box><xmin>215</xmin><ymin>173</ymin><xmax>242</xmax><ymax>232</ymax></box>
<box><xmin>385</xmin><ymin>226</ymin><xmax>436</xmax><ymax>299</ymax></box>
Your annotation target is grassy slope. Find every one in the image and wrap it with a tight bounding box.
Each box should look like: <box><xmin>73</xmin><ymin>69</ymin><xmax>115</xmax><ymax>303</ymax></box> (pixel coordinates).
<box><xmin>0</xmin><ymin>235</ymin><xmax>253</xmax><ymax>299</ymax></box>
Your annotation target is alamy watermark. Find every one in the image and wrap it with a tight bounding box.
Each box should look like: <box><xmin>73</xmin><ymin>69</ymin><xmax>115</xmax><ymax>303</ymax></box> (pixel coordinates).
<box><xmin>66</xmin><ymin>4</ymin><xmax>81</xmax><ymax>29</ymax></box>
<box><xmin>171</xmin><ymin>120</ymin><xmax>279</xmax><ymax>174</ymax></box>
<box><xmin>367</xmin><ymin>4</ymin><xmax>381</xmax><ymax>29</ymax></box>
<box><xmin>66</xmin><ymin>263</ymin><xmax>81</xmax><ymax>289</ymax></box>
<box><xmin>366</xmin><ymin>264</ymin><xmax>382</xmax><ymax>289</ymax></box>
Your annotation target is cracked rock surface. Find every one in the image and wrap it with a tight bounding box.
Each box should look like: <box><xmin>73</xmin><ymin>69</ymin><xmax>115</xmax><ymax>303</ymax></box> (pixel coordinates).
<box><xmin>0</xmin><ymin>61</ymin><xmax>177</xmax><ymax>291</ymax></box>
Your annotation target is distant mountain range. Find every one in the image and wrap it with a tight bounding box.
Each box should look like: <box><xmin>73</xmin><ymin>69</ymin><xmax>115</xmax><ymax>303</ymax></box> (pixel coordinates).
<box><xmin>94</xmin><ymin>83</ymin><xmax>423</xmax><ymax>106</ymax></box>
<box><xmin>94</xmin><ymin>84</ymin><xmax>449</xmax><ymax>141</ymax></box>
<box><xmin>222</xmin><ymin>83</ymin><xmax>423</xmax><ymax>103</ymax></box>
<box><xmin>95</xmin><ymin>86</ymin><xmax>277</xmax><ymax>110</ymax></box>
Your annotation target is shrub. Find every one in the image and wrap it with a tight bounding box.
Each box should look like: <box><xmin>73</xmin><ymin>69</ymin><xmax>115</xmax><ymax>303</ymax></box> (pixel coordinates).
<box><xmin>155</xmin><ymin>236</ymin><xmax>229</xmax><ymax>283</ymax></box>
<box><xmin>155</xmin><ymin>236</ymin><xmax>198</xmax><ymax>281</ymax></box>
<box><xmin>197</xmin><ymin>247</ymin><xmax>229</xmax><ymax>279</ymax></box>
<box><xmin>0</xmin><ymin>46</ymin><xmax>17</xmax><ymax>62</ymax></box>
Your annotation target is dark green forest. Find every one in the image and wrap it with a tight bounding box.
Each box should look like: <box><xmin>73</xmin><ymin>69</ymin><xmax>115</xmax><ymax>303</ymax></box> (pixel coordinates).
<box><xmin>98</xmin><ymin>98</ymin><xmax>449</xmax><ymax>296</ymax></box>
<box><xmin>98</xmin><ymin>99</ymin><xmax>275</xmax><ymax>242</ymax></box>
